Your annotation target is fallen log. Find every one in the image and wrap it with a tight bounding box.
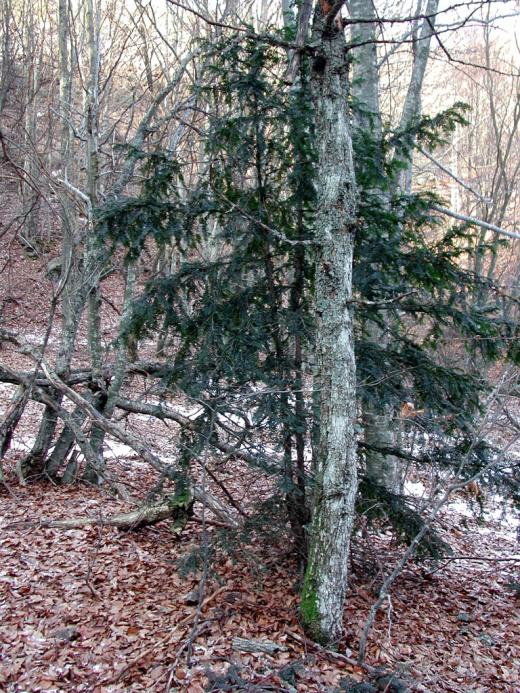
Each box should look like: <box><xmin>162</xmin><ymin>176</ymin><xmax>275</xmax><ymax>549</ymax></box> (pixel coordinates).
<box><xmin>232</xmin><ymin>637</ymin><xmax>287</xmax><ymax>655</ymax></box>
<box><xmin>7</xmin><ymin>491</ymin><xmax>194</xmax><ymax>532</ymax></box>
<box><xmin>42</xmin><ymin>503</ymin><xmax>185</xmax><ymax>531</ymax></box>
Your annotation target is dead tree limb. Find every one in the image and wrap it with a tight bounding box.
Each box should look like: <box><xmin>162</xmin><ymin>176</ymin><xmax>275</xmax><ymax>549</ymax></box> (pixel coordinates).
<box><xmin>0</xmin><ymin>385</ymin><xmax>28</xmax><ymax>460</ymax></box>
<box><xmin>115</xmin><ymin>397</ymin><xmax>275</xmax><ymax>470</ymax></box>
<box><xmin>7</xmin><ymin>492</ymin><xmax>194</xmax><ymax>532</ymax></box>
<box><xmin>27</xmin><ymin>358</ymin><xmax>238</xmax><ymax>527</ymax></box>
<box><xmin>0</xmin><ymin>360</ymin><xmax>239</xmax><ymax>526</ymax></box>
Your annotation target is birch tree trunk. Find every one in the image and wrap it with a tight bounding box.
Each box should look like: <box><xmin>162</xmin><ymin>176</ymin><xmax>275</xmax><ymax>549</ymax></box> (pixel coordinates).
<box><xmin>300</xmin><ymin>1</ymin><xmax>358</xmax><ymax>645</ymax></box>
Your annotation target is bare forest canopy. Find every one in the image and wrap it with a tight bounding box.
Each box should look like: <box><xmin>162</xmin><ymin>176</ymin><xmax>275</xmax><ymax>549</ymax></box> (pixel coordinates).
<box><xmin>0</xmin><ymin>1</ymin><xmax>519</xmax><ymax>691</ymax></box>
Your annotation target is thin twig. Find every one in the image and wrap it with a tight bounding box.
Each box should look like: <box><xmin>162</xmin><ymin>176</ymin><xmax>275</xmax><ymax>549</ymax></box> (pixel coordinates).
<box><xmin>214</xmin><ymin>189</ymin><xmax>315</xmax><ymax>246</ymax></box>
<box><xmin>417</xmin><ymin>145</ymin><xmax>492</xmax><ymax>205</ymax></box>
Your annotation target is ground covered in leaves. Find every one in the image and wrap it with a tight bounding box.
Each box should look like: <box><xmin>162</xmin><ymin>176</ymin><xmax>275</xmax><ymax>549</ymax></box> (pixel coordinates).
<box><xmin>0</xmin><ymin>468</ymin><xmax>518</xmax><ymax>692</ymax></box>
<box><xmin>1</xmin><ymin>220</ymin><xmax>519</xmax><ymax>691</ymax></box>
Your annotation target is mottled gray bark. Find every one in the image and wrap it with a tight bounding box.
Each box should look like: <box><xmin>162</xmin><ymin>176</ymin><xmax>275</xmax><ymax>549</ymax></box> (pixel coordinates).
<box><xmin>349</xmin><ymin>0</ymin><xmax>396</xmax><ymax>490</ymax></box>
<box><xmin>395</xmin><ymin>0</ymin><xmax>439</xmax><ymax>193</ymax></box>
<box><xmin>391</xmin><ymin>0</ymin><xmax>439</xmax><ymax>490</ymax></box>
<box><xmin>46</xmin><ymin>404</ymin><xmax>88</xmax><ymax>478</ymax></box>
<box><xmin>0</xmin><ymin>0</ymin><xmax>14</xmax><ymax>114</ymax></box>
<box><xmin>0</xmin><ymin>386</ymin><xmax>27</xmax><ymax>482</ymax></box>
<box><xmin>300</xmin><ymin>2</ymin><xmax>358</xmax><ymax>645</ymax></box>
<box><xmin>22</xmin><ymin>28</ymin><xmax>198</xmax><ymax>480</ymax></box>
<box><xmin>349</xmin><ymin>0</ymin><xmax>381</xmax><ymax>140</ymax></box>
<box><xmin>21</xmin><ymin>8</ymin><xmax>40</xmax><ymax>247</ymax></box>
<box><xmin>21</xmin><ymin>0</ymin><xmax>89</xmax><ymax>475</ymax></box>
<box><xmin>19</xmin><ymin>0</ymin><xmax>76</xmax><ymax>477</ymax></box>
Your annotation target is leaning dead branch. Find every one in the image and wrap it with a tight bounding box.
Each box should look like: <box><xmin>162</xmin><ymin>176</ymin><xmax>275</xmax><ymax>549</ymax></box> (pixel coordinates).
<box><xmin>32</xmin><ymin>356</ymin><xmax>239</xmax><ymax>527</ymax></box>
<box><xmin>115</xmin><ymin>397</ymin><xmax>274</xmax><ymax>470</ymax></box>
<box><xmin>0</xmin><ymin>330</ymin><xmax>240</xmax><ymax>527</ymax></box>
<box><xmin>0</xmin><ymin>351</ymin><xmax>253</xmax><ymax>525</ymax></box>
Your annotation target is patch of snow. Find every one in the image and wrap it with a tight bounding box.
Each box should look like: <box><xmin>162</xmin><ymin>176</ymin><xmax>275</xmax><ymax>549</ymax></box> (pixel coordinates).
<box><xmin>447</xmin><ymin>497</ymin><xmax>475</xmax><ymax>517</ymax></box>
<box><xmin>136</xmin><ymin>396</ymin><xmax>204</xmax><ymax>421</ymax></box>
<box><xmin>0</xmin><ymin>383</ymin><xmax>17</xmax><ymax>397</ymax></box>
<box><xmin>24</xmin><ymin>332</ymin><xmax>56</xmax><ymax>345</ymax></box>
<box><xmin>171</xmin><ymin>404</ymin><xmax>204</xmax><ymax>420</ymax></box>
<box><xmin>404</xmin><ymin>480</ymin><xmax>428</xmax><ymax>498</ymax></box>
<box><xmin>103</xmin><ymin>440</ymin><xmax>148</xmax><ymax>465</ymax></box>
<box><xmin>218</xmin><ymin>412</ymin><xmax>250</xmax><ymax>428</ymax></box>
<box><xmin>104</xmin><ymin>441</ymin><xmax>138</xmax><ymax>458</ymax></box>
<box><xmin>448</xmin><ymin>493</ymin><xmax>519</xmax><ymax>540</ymax></box>
<box><xmin>8</xmin><ymin>437</ymin><xmax>36</xmax><ymax>452</ymax></box>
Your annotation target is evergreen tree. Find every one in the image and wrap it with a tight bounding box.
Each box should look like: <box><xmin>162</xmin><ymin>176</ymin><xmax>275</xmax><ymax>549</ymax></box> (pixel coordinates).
<box><xmin>97</xmin><ymin>17</ymin><xmax>519</xmax><ymax>644</ymax></box>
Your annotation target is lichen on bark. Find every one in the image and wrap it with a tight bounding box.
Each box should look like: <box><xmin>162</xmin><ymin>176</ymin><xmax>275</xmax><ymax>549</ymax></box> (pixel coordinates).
<box><xmin>300</xmin><ymin>1</ymin><xmax>358</xmax><ymax>645</ymax></box>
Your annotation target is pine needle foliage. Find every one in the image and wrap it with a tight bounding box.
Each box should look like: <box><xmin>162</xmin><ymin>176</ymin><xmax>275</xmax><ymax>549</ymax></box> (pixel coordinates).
<box><xmin>353</xmin><ymin>103</ymin><xmax>520</xmax><ymax>432</ymax></box>
<box><xmin>96</xmin><ymin>33</ymin><xmax>519</xmax><ymax>555</ymax></box>
<box><xmin>357</xmin><ymin>478</ymin><xmax>452</xmax><ymax>559</ymax></box>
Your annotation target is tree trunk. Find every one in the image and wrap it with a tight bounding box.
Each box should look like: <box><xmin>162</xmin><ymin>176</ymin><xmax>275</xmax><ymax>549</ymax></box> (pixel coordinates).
<box><xmin>18</xmin><ymin>21</ymin><xmax>202</xmax><ymax>482</ymax></box>
<box><xmin>0</xmin><ymin>385</ymin><xmax>27</xmax><ymax>481</ymax></box>
<box><xmin>20</xmin><ymin>0</ymin><xmax>77</xmax><ymax>478</ymax></box>
<box><xmin>300</xmin><ymin>2</ymin><xmax>358</xmax><ymax>645</ymax></box>
<box><xmin>349</xmin><ymin>0</ymin><xmax>397</xmax><ymax>491</ymax></box>
<box><xmin>84</xmin><ymin>263</ymin><xmax>136</xmax><ymax>483</ymax></box>
<box><xmin>350</xmin><ymin>0</ymin><xmax>439</xmax><ymax>491</ymax></box>
<box><xmin>21</xmin><ymin>7</ymin><xmax>40</xmax><ymax>249</ymax></box>
<box><xmin>0</xmin><ymin>0</ymin><xmax>14</xmax><ymax>114</ymax></box>
<box><xmin>395</xmin><ymin>0</ymin><xmax>439</xmax><ymax>193</ymax></box>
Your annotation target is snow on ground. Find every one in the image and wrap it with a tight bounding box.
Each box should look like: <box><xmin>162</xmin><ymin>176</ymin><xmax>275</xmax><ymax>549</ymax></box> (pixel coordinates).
<box><xmin>405</xmin><ymin>475</ymin><xmax>520</xmax><ymax>541</ymax></box>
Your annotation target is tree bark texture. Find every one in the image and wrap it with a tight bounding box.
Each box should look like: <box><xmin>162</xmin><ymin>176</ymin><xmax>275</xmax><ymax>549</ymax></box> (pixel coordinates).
<box><xmin>396</xmin><ymin>0</ymin><xmax>439</xmax><ymax>193</ymax></box>
<box><xmin>300</xmin><ymin>2</ymin><xmax>358</xmax><ymax>645</ymax></box>
<box><xmin>349</xmin><ymin>0</ymin><xmax>397</xmax><ymax>490</ymax></box>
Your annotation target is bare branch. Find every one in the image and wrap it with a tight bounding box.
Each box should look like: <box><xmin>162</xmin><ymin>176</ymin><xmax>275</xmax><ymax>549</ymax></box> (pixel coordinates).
<box><xmin>417</xmin><ymin>145</ymin><xmax>492</xmax><ymax>205</ymax></box>
<box><xmin>166</xmin><ymin>0</ymin><xmax>248</xmax><ymax>33</ymax></box>
<box><xmin>432</xmin><ymin>204</ymin><xmax>520</xmax><ymax>241</ymax></box>
<box><xmin>214</xmin><ymin>190</ymin><xmax>315</xmax><ymax>246</ymax></box>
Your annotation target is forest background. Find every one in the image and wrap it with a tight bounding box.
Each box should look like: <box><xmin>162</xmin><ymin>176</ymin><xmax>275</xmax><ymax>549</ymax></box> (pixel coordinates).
<box><xmin>0</xmin><ymin>0</ymin><xmax>519</xmax><ymax>691</ymax></box>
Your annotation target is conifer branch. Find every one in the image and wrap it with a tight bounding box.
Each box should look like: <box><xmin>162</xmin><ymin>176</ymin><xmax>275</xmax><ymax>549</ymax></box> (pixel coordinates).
<box><xmin>215</xmin><ymin>191</ymin><xmax>316</xmax><ymax>246</ymax></box>
<box><xmin>348</xmin><ymin>291</ymin><xmax>416</xmax><ymax>307</ymax></box>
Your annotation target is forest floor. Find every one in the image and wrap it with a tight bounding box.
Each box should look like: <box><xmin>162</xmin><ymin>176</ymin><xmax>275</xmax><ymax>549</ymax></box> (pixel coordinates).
<box><xmin>0</xmin><ymin>465</ymin><xmax>518</xmax><ymax>693</ymax></box>
<box><xmin>0</xmin><ymin>218</ymin><xmax>519</xmax><ymax>692</ymax></box>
